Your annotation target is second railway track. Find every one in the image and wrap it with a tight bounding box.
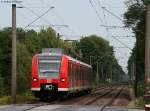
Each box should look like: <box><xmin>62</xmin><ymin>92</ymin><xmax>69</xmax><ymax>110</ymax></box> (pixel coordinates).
<box><xmin>25</xmin><ymin>84</ymin><xmax>131</xmax><ymax>111</ymax></box>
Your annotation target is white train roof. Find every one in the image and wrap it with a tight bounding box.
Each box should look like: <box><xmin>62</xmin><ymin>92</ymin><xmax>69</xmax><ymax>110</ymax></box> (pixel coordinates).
<box><xmin>37</xmin><ymin>52</ymin><xmax>92</xmax><ymax>68</ymax></box>
<box><xmin>65</xmin><ymin>55</ymin><xmax>92</xmax><ymax>68</ymax></box>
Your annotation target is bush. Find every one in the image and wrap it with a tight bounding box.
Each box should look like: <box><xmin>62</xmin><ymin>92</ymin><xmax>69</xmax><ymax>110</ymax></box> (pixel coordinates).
<box><xmin>137</xmin><ymin>82</ymin><xmax>145</xmax><ymax>96</ymax></box>
<box><xmin>0</xmin><ymin>92</ymin><xmax>37</xmax><ymax>105</ymax></box>
<box><xmin>136</xmin><ymin>97</ymin><xmax>145</xmax><ymax>108</ymax></box>
<box><xmin>0</xmin><ymin>96</ymin><xmax>11</xmax><ymax>105</ymax></box>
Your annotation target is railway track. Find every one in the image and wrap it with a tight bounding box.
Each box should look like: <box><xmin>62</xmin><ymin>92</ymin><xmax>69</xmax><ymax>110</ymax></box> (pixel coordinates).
<box><xmin>84</xmin><ymin>87</ymin><xmax>116</xmax><ymax>105</ymax></box>
<box><xmin>61</xmin><ymin>86</ymin><xmax>115</xmax><ymax>105</ymax></box>
<box><xmin>100</xmin><ymin>86</ymin><xmax>125</xmax><ymax>111</ymax></box>
<box><xmin>25</xmin><ymin>84</ymin><xmax>130</xmax><ymax>111</ymax></box>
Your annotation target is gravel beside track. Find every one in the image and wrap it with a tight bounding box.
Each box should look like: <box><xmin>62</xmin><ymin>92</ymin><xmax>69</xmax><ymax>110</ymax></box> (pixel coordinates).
<box><xmin>110</xmin><ymin>86</ymin><xmax>131</xmax><ymax>106</ymax></box>
<box><xmin>25</xmin><ymin>83</ymin><xmax>131</xmax><ymax>111</ymax></box>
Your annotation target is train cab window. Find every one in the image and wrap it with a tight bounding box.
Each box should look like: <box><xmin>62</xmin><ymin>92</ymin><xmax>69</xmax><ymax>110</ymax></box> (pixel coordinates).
<box><xmin>38</xmin><ymin>60</ymin><xmax>60</xmax><ymax>78</ymax></box>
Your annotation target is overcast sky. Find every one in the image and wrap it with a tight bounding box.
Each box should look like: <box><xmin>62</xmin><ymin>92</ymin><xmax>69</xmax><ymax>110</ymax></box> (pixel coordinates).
<box><xmin>0</xmin><ymin>0</ymin><xmax>136</xmax><ymax>73</ymax></box>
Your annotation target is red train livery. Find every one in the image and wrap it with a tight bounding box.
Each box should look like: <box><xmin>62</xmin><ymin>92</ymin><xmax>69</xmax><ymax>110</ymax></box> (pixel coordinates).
<box><xmin>31</xmin><ymin>48</ymin><xmax>93</xmax><ymax>99</ymax></box>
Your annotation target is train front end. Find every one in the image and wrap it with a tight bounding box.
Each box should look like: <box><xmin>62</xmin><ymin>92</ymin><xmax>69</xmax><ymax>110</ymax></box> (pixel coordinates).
<box><xmin>31</xmin><ymin>48</ymin><xmax>68</xmax><ymax>99</ymax></box>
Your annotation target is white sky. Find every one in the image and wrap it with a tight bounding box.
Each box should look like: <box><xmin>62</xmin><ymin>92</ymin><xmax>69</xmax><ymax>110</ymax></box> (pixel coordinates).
<box><xmin>0</xmin><ymin>0</ymin><xmax>136</xmax><ymax>73</ymax></box>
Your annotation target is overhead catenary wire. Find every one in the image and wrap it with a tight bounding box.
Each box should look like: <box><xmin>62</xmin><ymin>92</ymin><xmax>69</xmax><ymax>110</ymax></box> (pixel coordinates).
<box><xmin>24</xmin><ymin>6</ymin><xmax>54</xmax><ymax>29</ymax></box>
<box><xmin>112</xmin><ymin>35</ymin><xmax>135</xmax><ymax>38</ymax></box>
<box><xmin>89</xmin><ymin>0</ymin><xmax>103</xmax><ymax>23</ymax></box>
<box><xmin>97</xmin><ymin>1</ymin><xmax>129</xmax><ymax>56</ymax></box>
<box><xmin>20</xmin><ymin>0</ymin><xmax>133</xmax><ymax>52</ymax></box>
<box><xmin>53</xmin><ymin>9</ymin><xmax>77</xmax><ymax>35</ymax></box>
<box><xmin>28</xmin><ymin>25</ymin><xmax>68</xmax><ymax>28</ymax></box>
<box><xmin>112</xmin><ymin>36</ymin><xmax>132</xmax><ymax>51</ymax></box>
<box><xmin>39</xmin><ymin>0</ymin><xmax>78</xmax><ymax>37</ymax></box>
<box><xmin>20</xmin><ymin>6</ymin><xmax>51</xmax><ymax>9</ymax></box>
<box><xmin>18</xmin><ymin>3</ymin><xmax>65</xmax><ymax>34</ymax></box>
<box><xmin>18</xmin><ymin>3</ymin><xmax>51</xmax><ymax>25</ymax></box>
<box><xmin>94</xmin><ymin>0</ymin><xmax>111</xmax><ymax>39</ymax></box>
<box><xmin>100</xmin><ymin>25</ymin><xmax>127</xmax><ymax>29</ymax></box>
<box><xmin>96</xmin><ymin>5</ymin><xmax>136</xmax><ymax>45</ymax></box>
<box><xmin>102</xmin><ymin>4</ymin><xmax>110</xmax><ymax>39</ymax></box>
<box><xmin>102</xmin><ymin>6</ymin><xmax>123</xmax><ymax>22</ymax></box>
<box><xmin>95</xmin><ymin>1</ymin><xmax>134</xmax><ymax>50</ymax></box>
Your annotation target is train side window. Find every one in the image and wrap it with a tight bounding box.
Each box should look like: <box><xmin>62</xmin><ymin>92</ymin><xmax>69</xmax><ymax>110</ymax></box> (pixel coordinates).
<box><xmin>88</xmin><ymin>69</ymin><xmax>91</xmax><ymax>81</ymax></box>
<box><xmin>72</xmin><ymin>63</ymin><xmax>74</xmax><ymax>80</ymax></box>
<box><xmin>79</xmin><ymin>66</ymin><xmax>80</xmax><ymax>80</ymax></box>
<box><xmin>74</xmin><ymin>64</ymin><xmax>76</xmax><ymax>80</ymax></box>
<box><xmin>75</xmin><ymin>64</ymin><xmax>78</xmax><ymax>80</ymax></box>
<box><xmin>83</xmin><ymin>67</ymin><xmax>85</xmax><ymax>80</ymax></box>
<box><xmin>77</xmin><ymin>65</ymin><xmax>79</xmax><ymax>80</ymax></box>
<box><xmin>86</xmin><ymin>68</ymin><xmax>87</xmax><ymax>80</ymax></box>
<box><xmin>68</xmin><ymin>61</ymin><xmax>71</xmax><ymax>80</ymax></box>
<box><xmin>70</xmin><ymin>62</ymin><xmax>72</xmax><ymax>80</ymax></box>
<box><xmin>88</xmin><ymin>68</ymin><xmax>89</xmax><ymax>81</ymax></box>
<box><xmin>82</xmin><ymin>67</ymin><xmax>84</xmax><ymax>80</ymax></box>
<box><xmin>75</xmin><ymin>64</ymin><xmax>77</xmax><ymax>80</ymax></box>
<box><xmin>85</xmin><ymin>68</ymin><xmax>88</xmax><ymax>80</ymax></box>
<box><xmin>76</xmin><ymin>65</ymin><xmax>78</xmax><ymax>80</ymax></box>
<box><xmin>75</xmin><ymin>65</ymin><xmax>77</xmax><ymax>80</ymax></box>
<box><xmin>80</xmin><ymin>66</ymin><xmax>82</xmax><ymax>80</ymax></box>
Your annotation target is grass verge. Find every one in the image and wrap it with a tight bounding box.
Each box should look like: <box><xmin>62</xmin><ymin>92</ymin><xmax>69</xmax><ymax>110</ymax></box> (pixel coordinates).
<box><xmin>0</xmin><ymin>92</ymin><xmax>38</xmax><ymax>105</ymax></box>
<box><xmin>135</xmin><ymin>97</ymin><xmax>145</xmax><ymax>108</ymax></box>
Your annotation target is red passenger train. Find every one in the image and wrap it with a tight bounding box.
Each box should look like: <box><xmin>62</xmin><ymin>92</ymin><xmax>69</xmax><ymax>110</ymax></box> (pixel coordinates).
<box><xmin>31</xmin><ymin>48</ymin><xmax>93</xmax><ymax>100</ymax></box>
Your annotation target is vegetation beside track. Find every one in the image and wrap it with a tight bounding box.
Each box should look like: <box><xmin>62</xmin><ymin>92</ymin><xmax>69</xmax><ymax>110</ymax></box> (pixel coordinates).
<box><xmin>135</xmin><ymin>97</ymin><xmax>145</xmax><ymax>108</ymax></box>
<box><xmin>0</xmin><ymin>27</ymin><xmax>125</xmax><ymax>99</ymax></box>
<box><xmin>124</xmin><ymin>0</ymin><xmax>145</xmax><ymax>97</ymax></box>
<box><xmin>0</xmin><ymin>92</ymin><xmax>37</xmax><ymax>105</ymax></box>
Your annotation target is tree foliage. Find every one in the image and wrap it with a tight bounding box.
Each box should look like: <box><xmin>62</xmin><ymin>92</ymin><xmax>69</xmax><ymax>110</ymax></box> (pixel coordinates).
<box><xmin>74</xmin><ymin>35</ymin><xmax>126</xmax><ymax>83</ymax></box>
<box><xmin>0</xmin><ymin>27</ymin><xmax>125</xmax><ymax>97</ymax></box>
<box><xmin>124</xmin><ymin>0</ymin><xmax>145</xmax><ymax>96</ymax></box>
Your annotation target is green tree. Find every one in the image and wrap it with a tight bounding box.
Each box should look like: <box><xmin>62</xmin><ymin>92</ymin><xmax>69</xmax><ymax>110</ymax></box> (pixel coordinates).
<box><xmin>0</xmin><ymin>27</ymin><xmax>65</xmax><ymax>96</ymax></box>
<box><xmin>124</xmin><ymin>0</ymin><xmax>145</xmax><ymax>96</ymax></box>
<box><xmin>74</xmin><ymin>35</ymin><xmax>125</xmax><ymax>84</ymax></box>
<box><xmin>17</xmin><ymin>42</ymin><xmax>31</xmax><ymax>94</ymax></box>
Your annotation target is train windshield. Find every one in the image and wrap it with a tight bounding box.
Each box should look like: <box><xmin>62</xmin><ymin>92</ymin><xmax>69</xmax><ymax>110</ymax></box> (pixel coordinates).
<box><xmin>38</xmin><ymin>55</ymin><xmax>61</xmax><ymax>78</ymax></box>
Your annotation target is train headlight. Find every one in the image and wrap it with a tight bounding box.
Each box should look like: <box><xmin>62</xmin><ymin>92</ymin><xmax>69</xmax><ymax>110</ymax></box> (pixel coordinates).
<box><xmin>60</xmin><ymin>78</ymin><xmax>65</xmax><ymax>82</ymax></box>
<box><xmin>33</xmin><ymin>78</ymin><xmax>38</xmax><ymax>82</ymax></box>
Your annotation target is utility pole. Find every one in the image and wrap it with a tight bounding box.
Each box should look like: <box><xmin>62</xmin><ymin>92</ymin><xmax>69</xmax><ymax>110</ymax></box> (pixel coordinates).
<box><xmin>145</xmin><ymin>5</ymin><xmax>150</xmax><ymax>86</ymax></box>
<box><xmin>11</xmin><ymin>4</ymin><xmax>17</xmax><ymax>104</ymax></box>
<box><xmin>145</xmin><ymin>2</ymin><xmax>150</xmax><ymax>110</ymax></box>
<box><xmin>1</xmin><ymin>0</ymin><xmax>22</xmax><ymax>105</ymax></box>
